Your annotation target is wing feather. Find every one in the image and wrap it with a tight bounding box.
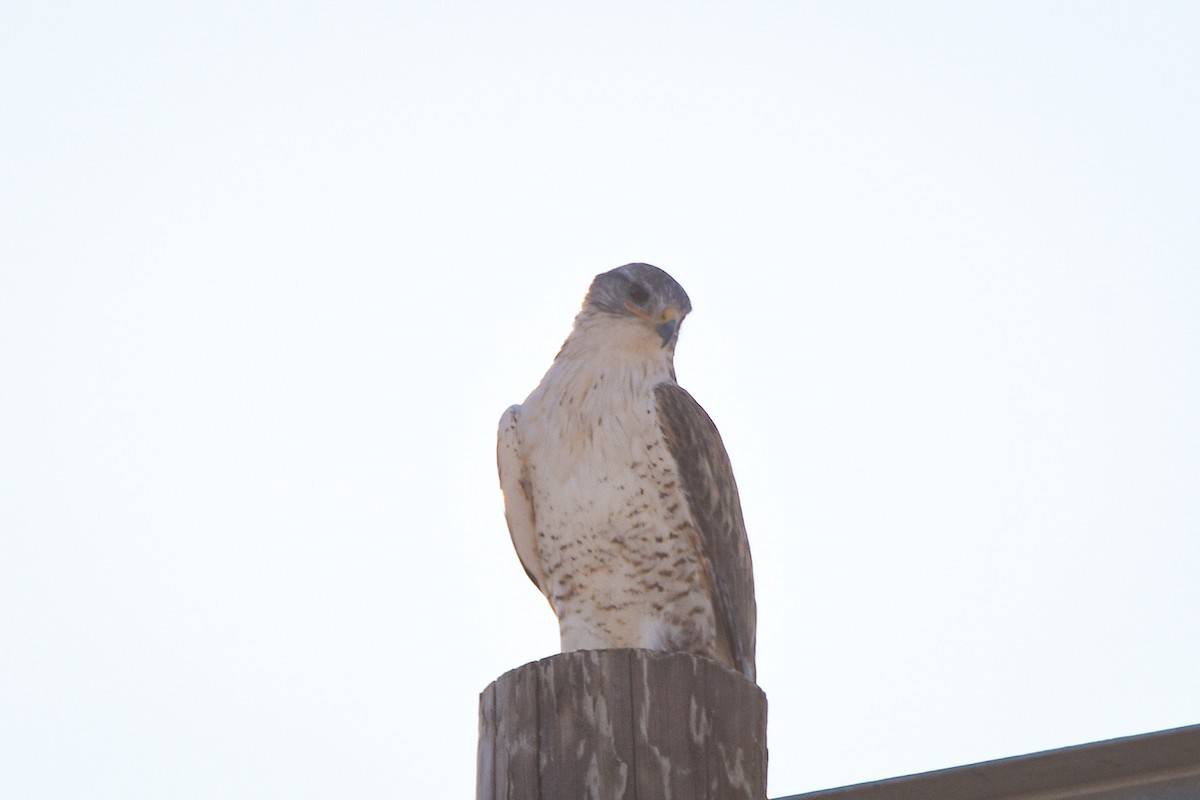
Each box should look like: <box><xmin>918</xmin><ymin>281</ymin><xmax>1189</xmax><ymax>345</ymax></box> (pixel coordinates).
<box><xmin>497</xmin><ymin>405</ymin><xmax>546</xmax><ymax>591</ymax></box>
<box><xmin>654</xmin><ymin>384</ymin><xmax>757</xmax><ymax>681</ymax></box>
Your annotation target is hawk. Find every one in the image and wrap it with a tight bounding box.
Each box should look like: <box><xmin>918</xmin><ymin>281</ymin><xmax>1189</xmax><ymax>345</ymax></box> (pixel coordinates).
<box><xmin>497</xmin><ymin>263</ymin><xmax>756</xmax><ymax>681</ymax></box>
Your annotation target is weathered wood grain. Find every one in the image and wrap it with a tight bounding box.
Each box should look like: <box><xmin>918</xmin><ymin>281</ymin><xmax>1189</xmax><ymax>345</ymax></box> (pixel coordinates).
<box><xmin>494</xmin><ymin>656</ymin><xmax>540</xmax><ymax>799</ymax></box>
<box><xmin>477</xmin><ymin>649</ymin><xmax>768</xmax><ymax>800</ymax></box>
<box><xmin>476</xmin><ymin>679</ymin><xmax>495</xmax><ymax>800</ymax></box>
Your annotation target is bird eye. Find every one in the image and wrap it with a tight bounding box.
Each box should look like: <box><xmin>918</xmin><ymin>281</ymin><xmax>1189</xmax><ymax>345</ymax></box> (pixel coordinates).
<box><xmin>627</xmin><ymin>283</ymin><xmax>650</xmax><ymax>305</ymax></box>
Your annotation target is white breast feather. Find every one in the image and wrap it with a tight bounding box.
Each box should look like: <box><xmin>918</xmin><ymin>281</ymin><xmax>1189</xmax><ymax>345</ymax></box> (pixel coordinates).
<box><xmin>513</xmin><ymin>317</ymin><xmax>719</xmax><ymax>656</ymax></box>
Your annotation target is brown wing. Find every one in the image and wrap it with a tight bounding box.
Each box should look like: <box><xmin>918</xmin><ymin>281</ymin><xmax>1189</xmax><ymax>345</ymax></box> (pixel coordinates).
<box><xmin>655</xmin><ymin>383</ymin><xmax>757</xmax><ymax>682</ymax></box>
<box><xmin>497</xmin><ymin>405</ymin><xmax>547</xmax><ymax>592</ymax></box>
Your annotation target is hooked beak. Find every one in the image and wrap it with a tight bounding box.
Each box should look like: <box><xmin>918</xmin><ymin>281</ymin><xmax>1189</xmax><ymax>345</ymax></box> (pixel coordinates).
<box><xmin>654</xmin><ymin>307</ymin><xmax>680</xmax><ymax>347</ymax></box>
<box><xmin>623</xmin><ymin>302</ymin><xmax>682</xmax><ymax>348</ymax></box>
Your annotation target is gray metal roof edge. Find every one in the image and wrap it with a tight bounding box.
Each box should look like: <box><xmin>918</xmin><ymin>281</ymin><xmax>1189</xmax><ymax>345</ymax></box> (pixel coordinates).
<box><xmin>774</xmin><ymin>722</ymin><xmax>1200</xmax><ymax>800</ymax></box>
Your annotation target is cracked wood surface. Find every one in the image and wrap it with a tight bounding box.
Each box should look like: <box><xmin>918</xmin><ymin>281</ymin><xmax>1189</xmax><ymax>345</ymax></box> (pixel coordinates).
<box><xmin>477</xmin><ymin>649</ymin><xmax>767</xmax><ymax>800</ymax></box>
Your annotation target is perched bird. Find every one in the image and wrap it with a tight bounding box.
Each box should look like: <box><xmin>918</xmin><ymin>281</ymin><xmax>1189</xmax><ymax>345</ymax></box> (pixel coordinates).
<box><xmin>497</xmin><ymin>263</ymin><xmax>756</xmax><ymax>681</ymax></box>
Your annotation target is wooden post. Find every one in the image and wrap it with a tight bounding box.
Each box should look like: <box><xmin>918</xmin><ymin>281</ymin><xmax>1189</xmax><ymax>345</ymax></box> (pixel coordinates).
<box><xmin>477</xmin><ymin>649</ymin><xmax>768</xmax><ymax>800</ymax></box>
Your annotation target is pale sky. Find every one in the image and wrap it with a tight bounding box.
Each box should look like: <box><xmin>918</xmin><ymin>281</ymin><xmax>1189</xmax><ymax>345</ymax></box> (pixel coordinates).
<box><xmin>2</xmin><ymin>3</ymin><xmax>1198</xmax><ymax>798</ymax></box>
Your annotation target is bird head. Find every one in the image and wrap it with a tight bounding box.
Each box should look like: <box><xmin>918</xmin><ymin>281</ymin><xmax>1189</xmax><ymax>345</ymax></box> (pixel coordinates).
<box><xmin>581</xmin><ymin>263</ymin><xmax>693</xmax><ymax>348</ymax></box>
